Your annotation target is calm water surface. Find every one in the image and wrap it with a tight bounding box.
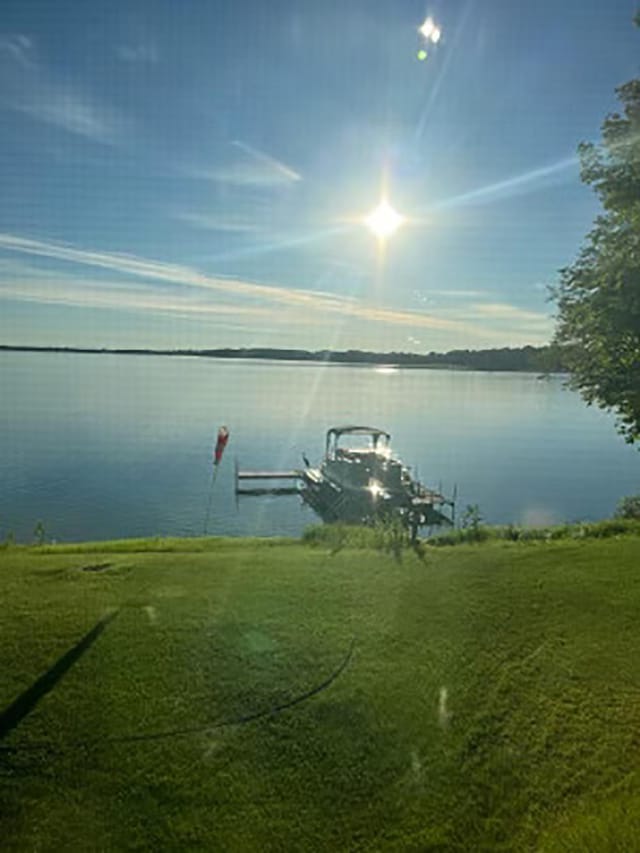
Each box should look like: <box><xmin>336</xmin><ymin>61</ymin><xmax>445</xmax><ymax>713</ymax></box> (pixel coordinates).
<box><xmin>1</xmin><ymin>352</ymin><xmax>638</xmax><ymax>542</ymax></box>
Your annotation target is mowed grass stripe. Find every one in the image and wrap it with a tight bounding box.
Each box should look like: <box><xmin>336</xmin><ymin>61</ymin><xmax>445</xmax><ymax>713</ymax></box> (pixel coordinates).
<box><xmin>1</xmin><ymin>536</ymin><xmax>640</xmax><ymax>851</ymax></box>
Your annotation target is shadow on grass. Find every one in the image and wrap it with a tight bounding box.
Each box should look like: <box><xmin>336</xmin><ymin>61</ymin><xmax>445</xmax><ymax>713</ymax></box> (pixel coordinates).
<box><xmin>0</xmin><ymin>610</ymin><xmax>120</xmax><ymax>743</ymax></box>
<box><xmin>1</xmin><ymin>629</ymin><xmax>355</xmax><ymax>759</ymax></box>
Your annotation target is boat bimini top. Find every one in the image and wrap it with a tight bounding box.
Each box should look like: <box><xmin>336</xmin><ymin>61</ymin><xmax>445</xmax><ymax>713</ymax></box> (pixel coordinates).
<box><xmin>325</xmin><ymin>425</ymin><xmax>392</xmax><ymax>460</ymax></box>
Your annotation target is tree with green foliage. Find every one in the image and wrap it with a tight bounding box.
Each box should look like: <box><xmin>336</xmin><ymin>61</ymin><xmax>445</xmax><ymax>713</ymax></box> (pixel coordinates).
<box><xmin>551</xmin><ymin>14</ymin><xmax>640</xmax><ymax>444</ymax></box>
<box><xmin>616</xmin><ymin>494</ymin><xmax>640</xmax><ymax>519</ymax></box>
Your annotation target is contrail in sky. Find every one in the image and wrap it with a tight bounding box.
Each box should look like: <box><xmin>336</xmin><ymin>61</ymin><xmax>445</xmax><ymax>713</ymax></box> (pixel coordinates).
<box><xmin>231</xmin><ymin>140</ymin><xmax>302</xmax><ymax>183</ymax></box>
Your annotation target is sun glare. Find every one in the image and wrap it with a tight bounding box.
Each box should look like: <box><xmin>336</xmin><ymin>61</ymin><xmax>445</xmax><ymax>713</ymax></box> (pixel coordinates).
<box><xmin>364</xmin><ymin>199</ymin><xmax>405</xmax><ymax>241</ymax></box>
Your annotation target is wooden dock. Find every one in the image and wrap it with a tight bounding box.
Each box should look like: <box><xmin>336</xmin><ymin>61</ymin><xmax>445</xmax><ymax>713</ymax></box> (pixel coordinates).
<box><xmin>237</xmin><ymin>470</ymin><xmax>303</xmax><ymax>480</ymax></box>
<box><xmin>235</xmin><ymin>467</ymin><xmax>303</xmax><ymax>497</ymax></box>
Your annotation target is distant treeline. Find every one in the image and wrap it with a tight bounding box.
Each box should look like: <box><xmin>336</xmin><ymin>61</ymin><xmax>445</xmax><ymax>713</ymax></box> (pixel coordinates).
<box><xmin>0</xmin><ymin>344</ymin><xmax>569</xmax><ymax>372</ymax></box>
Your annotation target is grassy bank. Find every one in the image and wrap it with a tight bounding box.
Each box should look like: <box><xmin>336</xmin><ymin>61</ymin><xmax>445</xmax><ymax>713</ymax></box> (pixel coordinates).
<box><xmin>2</xmin><ymin>533</ymin><xmax>640</xmax><ymax>850</ymax></box>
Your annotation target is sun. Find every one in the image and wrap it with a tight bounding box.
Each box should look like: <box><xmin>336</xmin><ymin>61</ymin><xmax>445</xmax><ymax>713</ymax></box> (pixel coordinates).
<box><xmin>364</xmin><ymin>199</ymin><xmax>405</xmax><ymax>240</ymax></box>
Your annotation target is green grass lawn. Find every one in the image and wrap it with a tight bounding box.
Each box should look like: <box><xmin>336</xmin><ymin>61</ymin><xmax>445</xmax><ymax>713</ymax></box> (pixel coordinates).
<box><xmin>2</xmin><ymin>534</ymin><xmax>640</xmax><ymax>851</ymax></box>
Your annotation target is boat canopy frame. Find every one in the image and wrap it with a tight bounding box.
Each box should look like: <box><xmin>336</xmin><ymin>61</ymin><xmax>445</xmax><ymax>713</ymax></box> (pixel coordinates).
<box><xmin>325</xmin><ymin>425</ymin><xmax>392</xmax><ymax>459</ymax></box>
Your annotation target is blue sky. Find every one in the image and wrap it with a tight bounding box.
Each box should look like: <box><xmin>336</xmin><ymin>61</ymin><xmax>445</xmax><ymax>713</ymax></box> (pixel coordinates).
<box><xmin>0</xmin><ymin>0</ymin><xmax>638</xmax><ymax>352</ymax></box>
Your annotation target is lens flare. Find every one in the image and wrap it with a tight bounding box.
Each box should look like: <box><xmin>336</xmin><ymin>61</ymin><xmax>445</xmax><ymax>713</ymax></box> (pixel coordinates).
<box><xmin>368</xmin><ymin>479</ymin><xmax>384</xmax><ymax>498</ymax></box>
<box><xmin>419</xmin><ymin>16</ymin><xmax>442</xmax><ymax>44</ymax></box>
<box><xmin>419</xmin><ymin>17</ymin><xmax>435</xmax><ymax>39</ymax></box>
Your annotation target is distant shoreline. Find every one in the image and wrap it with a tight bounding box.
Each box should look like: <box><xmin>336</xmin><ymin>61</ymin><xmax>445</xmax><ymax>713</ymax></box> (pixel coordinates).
<box><xmin>0</xmin><ymin>344</ymin><xmax>566</xmax><ymax>373</ymax></box>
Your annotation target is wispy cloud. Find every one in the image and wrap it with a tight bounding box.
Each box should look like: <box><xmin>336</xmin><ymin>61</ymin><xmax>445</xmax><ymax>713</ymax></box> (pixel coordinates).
<box><xmin>471</xmin><ymin>302</ymin><xmax>552</xmax><ymax>325</ymax></box>
<box><xmin>415</xmin><ymin>288</ymin><xmax>491</xmax><ymax>301</ymax></box>
<box><xmin>433</xmin><ymin>299</ymin><xmax>552</xmax><ymax>330</ymax></box>
<box><xmin>116</xmin><ymin>42</ymin><xmax>158</xmax><ymax>64</ymax></box>
<box><xmin>0</xmin><ymin>274</ymin><xmax>273</xmax><ymax>322</ymax></box>
<box><xmin>190</xmin><ymin>140</ymin><xmax>302</xmax><ymax>188</ymax></box>
<box><xmin>423</xmin><ymin>300</ymin><xmax>553</xmax><ymax>346</ymax></box>
<box><xmin>19</xmin><ymin>94</ymin><xmax>122</xmax><ymax>143</ymax></box>
<box><xmin>0</xmin><ymin>33</ymin><xmax>33</xmax><ymax>66</ymax></box>
<box><xmin>174</xmin><ymin>211</ymin><xmax>264</xmax><ymax>234</ymax></box>
<box><xmin>231</xmin><ymin>140</ymin><xmax>301</xmax><ymax>184</ymax></box>
<box><xmin>1</xmin><ymin>233</ymin><xmax>472</xmax><ymax>331</ymax></box>
<box><xmin>0</xmin><ymin>33</ymin><xmax>127</xmax><ymax>144</ymax></box>
<box><xmin>0</xmin><ymin>233</ymin><xmax>550</xmax><ymax>345</ymax></box>
<box><xmin>0</xmin><ymin>233</ymin><xmax>344</xmax><ymax>311</ymax></box>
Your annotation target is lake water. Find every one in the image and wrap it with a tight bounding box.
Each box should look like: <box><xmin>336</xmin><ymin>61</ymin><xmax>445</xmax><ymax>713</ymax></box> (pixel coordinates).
<box><xmin>1</xmin><ymin>352</ymin><xmax>638</xmax><ymax>543</ymax></box>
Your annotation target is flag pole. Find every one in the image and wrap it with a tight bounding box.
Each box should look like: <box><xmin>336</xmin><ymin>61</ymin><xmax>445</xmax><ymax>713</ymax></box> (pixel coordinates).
<box><xmin>203</xmin><ymin>426</ymin><xmax>230</xmax><ymax>536</ymax></box>
<box><xmin>203</xmin><ymin>464</ymin><xmax>220</xmax><ymax>535</ymax></box>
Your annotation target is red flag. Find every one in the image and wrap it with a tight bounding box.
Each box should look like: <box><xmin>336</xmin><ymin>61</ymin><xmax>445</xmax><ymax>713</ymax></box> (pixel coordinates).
<box><xmin>214</xmin><ymin>426</ymin><xmax>229</xmax><ymax>465</ymax></box>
